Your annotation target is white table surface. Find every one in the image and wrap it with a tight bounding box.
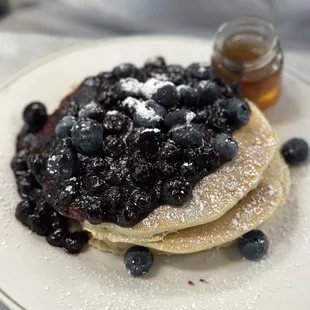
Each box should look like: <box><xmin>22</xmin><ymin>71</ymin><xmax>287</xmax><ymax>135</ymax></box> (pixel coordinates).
<box><xmin>0</xmin><ymin>32</ymin><xmax>309</xmax><ymax>310</ymax></box>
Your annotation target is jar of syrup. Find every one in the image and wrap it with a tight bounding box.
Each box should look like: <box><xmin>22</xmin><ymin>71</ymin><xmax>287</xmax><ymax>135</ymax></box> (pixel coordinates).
<box><xmin>212</xmin><ymin>17</ymin><xmax>283</xmax><ymax>110</ymax></box>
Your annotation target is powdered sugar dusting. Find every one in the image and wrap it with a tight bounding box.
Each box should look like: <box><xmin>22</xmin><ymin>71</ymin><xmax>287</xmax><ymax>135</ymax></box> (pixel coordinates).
<box><xmin>118</xmin><ymin>78</ymin><xmax>142</xmax><ymax>96</ymax></box>
<box><xmin>135</xmin><ymin>101</ymin><xmax>161</xmax><ymax>121</ymax></box>
<box><xmin>122</xmin><ymin>97</ymin><xmax>140</xmax><ymax>109</ymax></box>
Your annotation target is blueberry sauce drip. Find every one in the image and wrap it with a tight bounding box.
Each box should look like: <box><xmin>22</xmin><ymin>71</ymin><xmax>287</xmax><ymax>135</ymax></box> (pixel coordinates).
<box><xmin>12</xmin><ymin>56</ymin><xmax>250</xmax><ymax>234</ymax></box>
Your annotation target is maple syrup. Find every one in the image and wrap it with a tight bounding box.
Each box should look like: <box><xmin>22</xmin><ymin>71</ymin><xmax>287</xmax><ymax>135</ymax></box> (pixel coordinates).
<box><xmin>212</xmin><ymin>17</ymin><xmax>283</xmax><ymax>109</ymax></box>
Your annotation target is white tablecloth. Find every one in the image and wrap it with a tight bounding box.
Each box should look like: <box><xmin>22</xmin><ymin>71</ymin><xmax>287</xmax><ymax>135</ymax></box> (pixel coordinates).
<box><xmin>0</xmin><ymin>32</ymin><xmax>309</xmax><ymax>310</ymax></box>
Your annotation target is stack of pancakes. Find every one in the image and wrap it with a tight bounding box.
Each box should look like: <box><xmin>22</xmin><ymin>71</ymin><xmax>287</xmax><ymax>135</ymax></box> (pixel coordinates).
<box><xmin>83</xmin><ymin>102</ymin><xmax>291</xmax><ymax>255</ymax></box>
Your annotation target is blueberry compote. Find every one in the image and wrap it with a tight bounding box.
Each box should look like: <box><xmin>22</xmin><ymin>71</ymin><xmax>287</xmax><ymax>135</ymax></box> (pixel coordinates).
<box><xmin>12</xmin><ymin>57</ymin><xmax>250</xmax><ymax>247</ymax></box>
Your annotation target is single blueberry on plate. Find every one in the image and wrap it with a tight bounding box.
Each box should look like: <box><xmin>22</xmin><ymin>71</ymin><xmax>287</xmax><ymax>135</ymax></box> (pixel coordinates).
<box><xmin>212</xmin><ymin>133</ymin><xmax>238</xmax><ymax>162</ymax></box>
<box><xmin>238</xmin><ymin>230</ymin><xmax>269</xmax><ymax>261</ymax></box>
<box><xmin>170</xmin><ymin>124</ymin><xmax>204</xmax><ymax>148</ymax></box>
<box><xmin>124</xmin><ymin>246</ymin><xmax>154</xmax><ymax>277</ymax></box>
<box><xmin>281</xmin><ymin>138</ymin><xmax>309</xmax><ymax>165</ymax></box>
<box><xmin>225</xmin><ymin>98</ymin><xmax>250</xmax><ymax>130</ymax></box>
<box><xmin>153</xmin><ymin>83</ymin><xmax>179</xmax><ymax>107</ymax></box>
<box><xmin>55</xmin><ymin>116</ymin><xmax>76</xmax><ymax>138</ymax></box>
<box><xmin>23</xmin><ymin>101</ymin><xmax>47</xmax><ymax>128</ymax></box>
<box><xmin>71</xmin><ymin>118</ymin><xmax>104</xmax><ymax>154</ymax></box>
<box><xmin>133</xmin><ymin>100</ymin><xmax>167</xmax><ymax>128</ymax></box>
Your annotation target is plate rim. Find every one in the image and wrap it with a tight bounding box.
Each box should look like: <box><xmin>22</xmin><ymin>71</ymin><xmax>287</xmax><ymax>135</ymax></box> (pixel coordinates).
<box><xmin>0</xmin><ymin>34</ymin><xmax>309</xmax><ymax>310</ymax></box>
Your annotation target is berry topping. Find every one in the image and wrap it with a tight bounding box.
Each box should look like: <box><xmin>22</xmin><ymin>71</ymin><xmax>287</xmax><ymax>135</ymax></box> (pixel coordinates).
<box><xmin>104</xmin><ymin>136</ymin><xmax>126</xmax><ymax>158</ymax></box>
<box><xmin>152</xmin><ymin>83</ymin><xmax>179</xmax><ymax>107</ymax></box>
<box><xmin>112</xmin><ymin>63</ymin><xmax>139</xmax><ymax>79</ymax></box>
<box><xmin>46</xmin><ymin>228</ymin><xmax>66</xmax><ymax>247</ymax></box>
<box><xmin>55</xmin><ymin>116</ymin><xmax>76</xmax><ymax>138</ymax></box>
<box><xmin>124</xmin><ymin>246</ymin><xmax>154</xmax><ymax>277</ymax></box>
<box><xmin>85</xmin><ymin>199</ymin><xmax>103</xmax><ymax>224</ymax></box>
<box><xmin>15</xmin><ymin>199</ymin><xmax>34</xmax><ymax>226</ymax></box>
<box><xmin>131</xmin><ymin>161</ymin><xmax>150</xmax><ymax>186</ymax></box>
<box><xmin>130</xmin><ymin>189</ymin><xmax>154</xmax><ymax>211</ymax></box>
<box><xmin>23</xmin><ymin>101</ymin><xmax>47</xmax><ymax>128</ymax></box>
<box><xmin>177</xmin><ymin>85</ymin><xmax>198</xmax><ymax>107</ymax></box>
<box><xmin>163</xmin><ymin>178</ymin><xmax>191</xmax><ymax>205</ymax></box>
<box><xmin>63</xmin><ymin>231</ymin><xmax>89</xmax><ymax>254</ymax></box>
<box><xmin>225</xmin><ymin>98</ymin><xmax>250</xmax><ymax>130</ymax></box>
<box><xmin>164</xmin><ymin>109</ymin><xmax>195</xmax><ymax>128</ymax></box>
<box><xmin>47</xmin><ymin>148</ymin><xmax>78</xmax><ymax>181</ymax></box>
<box><xmin>159</xmin><ymin>141</ymin><xmax>182</xmax><ymax>162</ymax></box>
<box><xmin>212</xmin><ymin>133</ymin><xmax>238</xmax><ymax>162</ymax></box>
<box><xmin>171</xmin><ymin>125</ymin><xmax>204</xmax><ymax>148</ymax></box>
<box><xmin>186</xmin><ymin>63</ymin><xmax>216</xmax><ymax>80</ymax></box>
<box><xmin>133</xmin><ymin>100</ymin><xmax>167</xmax><ymax>128</ymax></box>
<box><xmin>144</xmin><ymin>56</ymin><xmax>166</xmax><ymax>69</ymax></box>
<box><xmin>238</xmin><ymin>230</ymin><xmax>269</xmax><ymax>261</ymax></box>
<box><xmin>78</xmin><ymin>102</ymin><xmax>105</xmax><ymax>122</ymax></box>
<box><xmin>137</xmin><ymin>130</ymin><xmax>160</xmax><ymax>154</ymax></box>
<box><xmin>12</xmin><ymin>149</ymin><xmax>29</xmax><ymax>172</ymax></box>
<box><xmin>281</xmin><ymin>138</ymin><xmax>309</xmax><ymax>165</ymax></box>
<box><xmin>196</xmin><ymin>80</ymin><xmax>221</xmax><ymax>106</ymax></box>
<box><xmin>103</xmin><ymin>186</ymin><xmax>125</xmax><ymax>213</ymax></box>
<box><xmin>167</xmin><ymin>64</ymin><xmax>185</xmax><ymax>85</ymax></box>
<box><xmin>102</xmin><ymin>111</ymin><xmax>128</xmax><ymax>135</ymax></box>
<box><xmin>117</xmin><ymin>78</ymin><xmax>142</xmax><ymax>99</ymax></box>
<box><xmin>71</xmin><ymin>119</ymin><xmax>104</xmax><ymax>154</ymax></box>
<box><xmin>17</xmin><ymin>172</ymin><xmax>39</xmax><ymax>197</ymax></box>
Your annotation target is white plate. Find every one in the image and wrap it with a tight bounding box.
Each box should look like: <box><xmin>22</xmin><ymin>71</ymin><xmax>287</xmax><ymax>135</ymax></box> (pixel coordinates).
<box><xmin>0</xmin><ymin>36</ymin><xmax>309</xmax><ymax>310</ymax></box>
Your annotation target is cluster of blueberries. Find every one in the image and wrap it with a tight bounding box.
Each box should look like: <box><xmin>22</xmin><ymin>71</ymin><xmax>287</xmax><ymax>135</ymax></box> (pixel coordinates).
<box><xmin>12</xmin><ymin>56</ymin><xmax>309</xmax><ymax>276</ymax></box>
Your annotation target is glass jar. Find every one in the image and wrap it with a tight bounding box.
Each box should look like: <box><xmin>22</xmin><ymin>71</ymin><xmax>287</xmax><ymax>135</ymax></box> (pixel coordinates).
<box><xmin>211</xmin><ymin>17</ymin><xmax>284</xmax><ymax>110</ymax></box>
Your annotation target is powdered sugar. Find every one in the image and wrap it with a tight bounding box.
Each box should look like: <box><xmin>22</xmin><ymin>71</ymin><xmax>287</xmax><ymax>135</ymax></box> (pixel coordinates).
<box><xmin>122</xmin><ymin>97</ymin><xmax>140</xmax><ymax>109</ymax></box>
<box><xmin>135</xmin><ymin>101</ymin><xmax>162</xmax><ymax>121</ymax></box>
<box><xmin>118</xmin><ymin>78</ymin><xmax>142</xmax><ymax>96</ymax></box>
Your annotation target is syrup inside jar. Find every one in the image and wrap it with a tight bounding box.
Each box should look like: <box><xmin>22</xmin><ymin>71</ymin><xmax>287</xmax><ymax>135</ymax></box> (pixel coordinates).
<box><xmin>212</xmin><ymin>18</ymin><xmax>284</xmax><ymax>110</ymax></box>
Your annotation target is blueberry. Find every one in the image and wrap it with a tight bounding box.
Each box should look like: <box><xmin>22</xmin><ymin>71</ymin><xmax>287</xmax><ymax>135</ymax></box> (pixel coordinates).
<box><xmin>163</xmin><ymin>178</ymin><xmax>191</xmax><ymax>205</ymax></box>
<box><xmin>27</xmin><ymin>154</ymin><xmax>45</xmax><ymax>178</ymax></box>
<box><xmin>85</xmin><ymin>200</ymin><xmax>103</xmax><ymax>224</ymax></box>
<box><xmin>118</xmin><ymin>201</ymin><xmax>140</xmax><ymax>227</ymax></box>
<box><xmin>137</xmin><ymin>130</ymin><xmax>160</xmax><ymax>154</ymax></box>
<box><xmin>124</xmin><ymin>246</ymin><xmax>154</xmax><ymax>277</ymax></box>
<box><xmin>55</xmin><ymin>116</ymin><xmax>76</xmax><ymax>138</ymax></box>
<box><xmin>186</xmin><ymin>63</ymin><xmax>216</xmax><ymax>80</ymax></box>
<box><xmin>167</xmin><ymin>64</ymin><xmax>185</xmax><ymax>85</ymax></box>
<box><xmin>281</xmin><ymin>138</ymin><xmax>309</xmax><ymax>165</ymax></box>
<box><xmin>28</xmin><ymin>213</ymin><xmax>51</xmax><ymax>236</ymax></box>
<box><xmin>104</xmin><ymin>136</ymin><xmax>125</xmax><ymax>158</ymax></box>
<box><xmin>144</xmin><ymin>56</ymin><xmax>166</xmax><ymax>69</ymax></box>
<box><xmin>12</xmin><ymin>149</ymin><xmax>29</xmax><ymax>172</ymax></box>
<box><xmin>15</xmin><ymin>200</ymin><xmax>34</xmax><ymax>226</ymax></box>
<box><xmin>153</xmin><ymin>83</ymin><xmax>179</xmax><ymax>107</ymax></box>
<box><xmin>164</xmin><ymin>109</ymin><xmax>195</xmax><ymax>128</ymax></box>
<box><xmin>112</xmin><ymin>63</ymin><xmax>139</xmax><ymax>79</ymax></box>
<box><xmin>17</xmin><ymin>172</ymin><xmax>40</xmax><ymax>197</ymax></box>
<box><xmin>106</xmin><ymin>159</ymin><xmax>128</xmax><ymax>185</ymax></box>
<box><xmin>23</xmin><ymin>101</ymin><xmax>47</xmax><ymax>128</ymax></box>
<box><xmin>195</xmin><ymin>147</ymin><xmax>221</xmax><ymax>173</ymax></box>
<box><xmin>71</xmin><ymin>119</ymin><xmax>103</xmax><ymax>154</ymax></box>
<box><xmin>49</xmin><ymin>211</ymin><xmax>68</xmax><ymax>232</ymax></box>
<box><xmin>70</xmin><ymin>79</ymin><xmax>98</xmax><ymax>109</ymax></box>
<box><xmin>17</xmin><ymin>132</ymin><xmax>36</xmax><ymax>151</ymax></box>
<box><xmin>84</xmin><ymin>157</ymin><xmax>107</xmax><ymax>175</ymax></box>
<box><xmin>130</xmin><ymin>189</ymin><xmax>154</xmax><ymax>211</ymax></box>
<box><xmin>102</xmin><ymin>112</ymin><xmax>128</xmax><ymax>135</ymax></box>
<box><xmin>46</xmin><ymin>228</ymin><xmax>66</xmax><ymax>247</ymax></box>
<box><xmin>117</xmin><ymin>78</ymin><xmax>142</xmax><ymax>99</ymax></box>
<box><xmin>47</xmin><ymin>148</ymin><xmax>78</xmax><ymax>181</ymax></box>
<box><xmin>103</xmin><ymin>186</ymin><xmax>125</xmax><ymax>213</ymax></box>
<box><xmin>133</xmin><ymin>100</ymin><xmax>167</xmax><ymax>128</ymax></box>
<box><xmin>160</xmin><ymin>141</ymin><xmax>182</xmax><ymax>162</ymax></box>
<box><xmin>212</xmin><ymin>133</ymin><xmax>238</xmax><ymax>162</ymax></box>
<box><xmin>177</xmin><ymin>85</ymin><xmax>198</xmax><ymax>107</ymax></box>
<box><xmin>155</xmin><ymin>160</ymin><xmax>176</xmax><ymax>178</ymax></box>
<box><xmin>78</xmin><ymin>103</ymin><xmax>105</xmax><ymax>122</ymax></box>
<box><xmin>238</xmin><ymin>230</ymin><xmax>269</xmax><ymax>261</ymax></box>
<box><xmin>83</xmin><ymin>175</ymin><xmax>108</xmax><ymax>194</ymax></box>
<box><xmin>196</xmin><ymin>80</ymin><xmax>221</xmax><ymax>106</ymax></box>
<box><xmin>170</xmin><ymin>125</ymin><xmax>204</xmax><ymax>148</ymax></box>
<box><xmin>57</xmin><ymin>178</ymin><xmax>79</xmax><ymax>205</ymax></box>
<box><xmin>64</xmin><ymin>231</ymin><xmax>89</xmax><ymax>254</ymax></box>
<box><xmin>131</xmin><ymin>162</ymin><xmax>150</xmax><ymax>186</ymax></box>
<box><xmin>225</xmin><ymin>98</ymin><xmax>250</xmax><ymax>130</ymax></box>
<box><xmin>180</xmin><ymin>162</ymin><xmax>197</xmax><ymax>178</ymax></box>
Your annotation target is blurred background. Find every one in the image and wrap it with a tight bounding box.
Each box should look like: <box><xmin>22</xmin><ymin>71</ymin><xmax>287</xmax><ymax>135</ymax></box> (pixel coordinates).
<box><xmin>0</xmin><ymin>0</ymin><xmax>310</xmax><ymax>49</ymax></box>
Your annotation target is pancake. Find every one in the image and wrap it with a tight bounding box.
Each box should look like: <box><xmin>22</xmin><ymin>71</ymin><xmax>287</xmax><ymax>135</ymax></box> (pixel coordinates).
<box><xmin>89</xmin><ymin>152</ymin><xmax>290</xmax><ymax>255</ymax></box>
<box><xmin>84</xmin><ymin>102</ymin><xmax>279</xmax><ymax>240</ymax></box>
